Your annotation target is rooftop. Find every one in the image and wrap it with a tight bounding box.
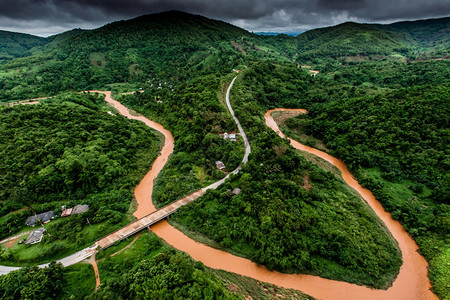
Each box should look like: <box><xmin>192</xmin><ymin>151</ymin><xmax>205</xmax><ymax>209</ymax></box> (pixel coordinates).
<box><xmin>25</xmin><ymin>228</ymin><xmax>46</xmax><ymax>245</ymax></box>
<box><xmin>25</xmin><ymin>211</ymin><xmax>55</xmax><ymax>226</ymax></box>
<box><xmin>72</xmin><ymin>204</ymin><xmax>89</xmax><ymax>215</ymax></box>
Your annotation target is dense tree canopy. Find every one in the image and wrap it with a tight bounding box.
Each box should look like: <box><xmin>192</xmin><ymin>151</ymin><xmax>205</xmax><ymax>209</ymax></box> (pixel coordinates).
<box><xmin>0</xmin><ymin>93</ymin><xmax>160</xmax><ymax>261</ymax></box>
<box><xmin>0</xmin><ymin>262</ymin><xmax>63</xmax><ymax>299</ymax></box>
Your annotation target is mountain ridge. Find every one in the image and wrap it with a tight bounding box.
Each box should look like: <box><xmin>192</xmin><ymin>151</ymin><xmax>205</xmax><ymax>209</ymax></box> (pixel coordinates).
<box><xmin>0</xmin><ymin>11</ymin><xmax>448</xmax><ymax>101</ymax></box>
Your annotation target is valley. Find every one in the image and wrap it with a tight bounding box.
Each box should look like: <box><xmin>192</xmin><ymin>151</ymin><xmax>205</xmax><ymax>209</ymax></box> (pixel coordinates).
<box><xmin>0</xmin><ymin>10</ymin><xmax>448</xmax><ymax>300</ymax></box>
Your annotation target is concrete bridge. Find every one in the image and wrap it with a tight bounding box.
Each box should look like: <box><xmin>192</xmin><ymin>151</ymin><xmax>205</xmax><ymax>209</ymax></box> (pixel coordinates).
<box><xmin>96</xmin><ymin>75</ymin><xmax>248</xmax><ymax>250</ymax></box>
<box><xmin>96</xmin><ymin>188</ymin><xmax>206</xmax><ymax>249</ymax></box>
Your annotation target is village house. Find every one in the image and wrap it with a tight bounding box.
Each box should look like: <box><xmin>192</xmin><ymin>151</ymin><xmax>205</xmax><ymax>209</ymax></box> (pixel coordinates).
<box><xmin>25</xmin><ymin>211</ymin><xmax>55</xmax><ymax>227</ymax></box>
<box><xmin>61</xmin><ymin>204</ymin><xmax>89</xmax><ymax>217</ymax></box>
<box><xmin>61</xmin><ymin>207</ymin><xmax>73</xmax><ymax>217</ymax></box>
<box><xmin>232</xmin><ymin>188</ymin><xmax>241</xmax><ymax>196</ymax></box>
<box><xmin>25</xmin><ymin>228</ymin><xmax>46</xmax><ymax>245</ymax></box>
<box><xmin>72</xmin><ymin>204</ymin><xmax>89</xmax><ymax>215</ymax></box>
<box><xmin>215</xmin><ymin>161</ymin><xmax>226</xmax><ymax>171</ymax></box>
<box><xmin>221</xmin><ymin>132</ymin><xmax>238</xmax><ymax>142</ymax></box>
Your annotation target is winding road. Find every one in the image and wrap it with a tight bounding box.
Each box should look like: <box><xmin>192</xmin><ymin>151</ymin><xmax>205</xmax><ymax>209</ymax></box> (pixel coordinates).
<box><xmin>0</xmin><ymin>77</ymin><xmax>438</xmax><ymax>300</ymax></box>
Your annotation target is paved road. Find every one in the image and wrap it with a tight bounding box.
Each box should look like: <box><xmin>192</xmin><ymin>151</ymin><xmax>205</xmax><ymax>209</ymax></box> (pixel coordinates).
<box><xmin>0</xmin><ymin>75</ymin><xmax>250</xmax><ymax>274</ymax></box>
<box><xmin>0</xmin><ymin>231</ymin><xmax>29</xmax><ymax>244</ymax></box>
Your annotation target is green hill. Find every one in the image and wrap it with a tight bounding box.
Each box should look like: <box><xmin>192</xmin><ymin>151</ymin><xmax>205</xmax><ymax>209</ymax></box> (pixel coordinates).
<box><xmin>294</xmin><ymin>17</ymin><xmax>449</xmax><ymax>62</ymax></box>
<box><xmin>45</xmin><ymin>28</ymin><xmax>85</xmax><ymax>47</ymax></box>
<box><xmin>0</xmin><ymin>31</ymin><xmax>46</xmax><ymax>63</ymax></box>
<box><xmin>0</xmin><ymin>11</ymin><xmax>259</xmax><ymax>101</ymax></box>
<box><xmin>386</xmin><ymin>17</ymin><xmax>450</xmax><ymax>59</ymax></box>
<box><xmin>295</xmin><ymin>22</ymin><xmax>414</xmax><ymax>61</ymax></box>
<box><xmin>0</xmin><ymin>29</ymin><xmax>86</xmax><ymax>65</ymax></box>
<box><xmin>386</xmin><ymin>17</ymin><xmax>450</xmax><ymax>48</ymax></box>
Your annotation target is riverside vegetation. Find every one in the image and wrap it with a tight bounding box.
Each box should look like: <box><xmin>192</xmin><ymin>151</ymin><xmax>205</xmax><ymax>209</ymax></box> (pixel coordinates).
<box><xmin>0</xmin><ymin>93</ymin><xmax>160</xmax><ymax>263</ymax></box>
<box><xmin>0</xmin><ymin>10</ymin><xmax>448</xmax><ymax>299</ymax></box>
<box><xmin>242</xmin><ymin>62</ymin><xmax>449</xmax><ymax>297</ymax></box>
<box><xmin>168</xmin><ymin>66</ymin><xmax>402</xmax><ymax>288</ymax></box>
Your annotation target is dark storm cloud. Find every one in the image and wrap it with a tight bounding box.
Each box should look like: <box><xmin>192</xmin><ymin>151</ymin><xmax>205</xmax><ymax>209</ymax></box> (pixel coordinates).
<box><xmin>0</xmin><ymin>0</ymin><xmax>449</xmax><ymax>36</ymax></box>
<box><xmin>316</xmin><ymin>0</ymin><xmax>368</xmax><ymax>11</ymax></box>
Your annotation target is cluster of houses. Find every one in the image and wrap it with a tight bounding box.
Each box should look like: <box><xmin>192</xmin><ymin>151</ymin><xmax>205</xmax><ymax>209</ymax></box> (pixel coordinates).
<box><xmin>148</xmin><ymin>78</ymin><xmax>174</xmax><ymax>91</ymax></box>
<box><xmin>23</xmin><ymin>204</ymin><xmax>89</xmax><ymax>245</ymax></box>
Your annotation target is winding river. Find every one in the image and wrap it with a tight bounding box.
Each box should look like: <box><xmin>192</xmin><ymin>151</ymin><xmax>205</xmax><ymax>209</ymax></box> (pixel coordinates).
<box><xmin>1</xmin><ymin>82</ymin><xmax>437</xmax><ymax>299</ymax></box>
<box><xmin>102</xmin><ymin>86</ymin><xmax>437</xmax><ymax>299</ymax></box>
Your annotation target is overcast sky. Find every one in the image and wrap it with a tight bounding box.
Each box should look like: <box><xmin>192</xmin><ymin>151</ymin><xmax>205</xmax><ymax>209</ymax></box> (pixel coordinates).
<box><xmin>0</xmin><ymin>0</ymin><xmax>449</xmax><ymax>37</ymax></box>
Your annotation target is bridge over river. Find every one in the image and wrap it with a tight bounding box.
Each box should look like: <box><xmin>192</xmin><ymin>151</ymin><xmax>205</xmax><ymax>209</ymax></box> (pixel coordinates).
<box><xmin>97</xmin><ymin>189</ymin><xmax>205</xmax><ymax>248</ymax></box>
<box><xmin>0</xmin><ymin>76</ymin><xmax>246</xmax><ymax>274</ymax></box>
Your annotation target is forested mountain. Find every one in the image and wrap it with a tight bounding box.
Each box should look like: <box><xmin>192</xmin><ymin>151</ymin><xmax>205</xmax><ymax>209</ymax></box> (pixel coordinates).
<box><xmin>296</xmin><ymin>22</ymin><xmax>414</xmax><ymax>60</ymax></box>
<box><xmin>0</xmin><ymin>10</ymin><xmax>449</xmax><ymax>299</ymax></box>
<box><xmin>45</xmin><ymin>29</ymin><xmax>85</xmax><ymax>47</ymax></box>
<box><xmin>0</xmin><ymin>31</ymin><xmax>46</xmax><ymax>63</ymax></box>
<box><xmin>0</xmin><ymin>11</ymin><xmax>263</xmax><ymax>101</ymax></box>
<box><xmin>1</xmin><ymin>12</ymin><xmax>448</xmax><ymax>101</ymax></box>
<box><xmin>386</xmin><ymin>17</ymin><xmax>450</xmax><ymax>48</ymax></box>
<box><xmin>294</xmin><ymin>17</ymin><xmax>450</xmax><ymax>62</ymax></box>
<box><xmin>0</xmin><ymin>29</ymin><xmax>86</xmax><ymax>65</ymax></box>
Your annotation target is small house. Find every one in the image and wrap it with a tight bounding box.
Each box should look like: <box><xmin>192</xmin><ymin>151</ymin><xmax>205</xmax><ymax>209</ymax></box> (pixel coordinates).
<box><xmin>215</xmin><ymin>161</ymin><xmax>226</xmax><ymax>170</ymax></box>
<box><xmin>72</xmin><ymin>205</ymin><xmax>89</xmax><ymax>215</ymax></box>
<box><xmin>232</xmin><ymin>188</ymin><xmax>241</xmax><ymax>196</ymax></box>
<box><xmin>222</xmin><ymin>132</ymin><xmax>237</xmax><ymax>142</ymax></box>
<box><xmin>25</xmin><ymin>228</ymin><xmax>46</xmax><ymax>245</ymax></box>
<box><xmin>61</xmin><ymin>208</ymin><xmax>73</xmax><ymax>217</ymax></box>
<box><xmin>25</xmin><ymin>211</ymin><xmax>55</xmax><ymax>227</ymax></box>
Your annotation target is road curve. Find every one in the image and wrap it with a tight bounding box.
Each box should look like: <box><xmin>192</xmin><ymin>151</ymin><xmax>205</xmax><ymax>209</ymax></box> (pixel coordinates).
<box><xmin>0</xmin><ymin>76</ymin><xmax>251</xmax><ymax>273</ymax></box>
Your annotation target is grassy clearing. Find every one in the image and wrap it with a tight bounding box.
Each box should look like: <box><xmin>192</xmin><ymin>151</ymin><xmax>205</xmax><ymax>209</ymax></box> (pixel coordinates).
<box><xmin>95</xmin><ymin>235</ymin><xmax>137</xmax><ymax>261</ymax></box>
<box><xmin>59</xmin><ymin>263</ymin><xmax>95</xmax><ymax>299</ymax></box>
<box><xmin>0</xmin><ymin>217</ymin><xmax>131</xmax><ymax>265</ymax></box>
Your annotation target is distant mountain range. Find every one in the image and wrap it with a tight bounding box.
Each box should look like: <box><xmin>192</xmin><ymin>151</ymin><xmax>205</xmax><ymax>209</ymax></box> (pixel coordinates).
<box><xmin>295</xmin><ymin>17</ymin><xmax>449</xmax><ymax>60</ymax></box>
<box><xmin>0</xmin><ymin>12</ymin><xmax>448</xmax><ymax>64</ymax></box>
<box><xmin>255</xmin><ymin>31</ymin><xmax>305</xmax><ymax>37</ymax></box>
<box><xmin>0</xmin><ymin>11</ymin><xmax>448</xmax><ymax>100</ymax></box>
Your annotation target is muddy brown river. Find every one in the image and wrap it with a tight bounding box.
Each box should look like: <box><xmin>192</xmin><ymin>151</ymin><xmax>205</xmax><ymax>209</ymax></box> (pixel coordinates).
<box><xmin>101</xmin><ymin>90</ymin><xmax>437</xmax><ymax>299</ymax></box>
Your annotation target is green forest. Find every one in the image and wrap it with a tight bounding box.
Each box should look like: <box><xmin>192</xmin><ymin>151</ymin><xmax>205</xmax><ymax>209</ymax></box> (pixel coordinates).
<box><xmin>0</xmin><ymin>10</ymin><xmax>448</xmax><ymax>300</ymax></box>
<box><xmin>168</xmin><ymin>65</ymin><xmax>402</xmax><ymax>288</ymax></box>
<box><xmin>0</xmin><ymin>93</ymin><xmax>161</xmax><ymax>263</ymax></box>
<box><xmin>118</xmin><ymin>74</ymin><xmax>245</xmax><ymax>207</ymax></box>
<box><xmin>247</xmin><ymin>62</ymin><xmax>449</xmax><ymax>297</ymax></box>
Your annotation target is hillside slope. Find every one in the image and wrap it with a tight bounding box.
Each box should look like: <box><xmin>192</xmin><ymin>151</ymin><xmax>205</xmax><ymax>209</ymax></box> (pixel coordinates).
<box><xmin>1</xmin><ymin>13</ymin><xmax>449</xmax><ymax>100</ymax></box>
<box><xmin>294</xmin><ymin>17</ymin><xmax>449</xmax><ymax>62</ymax></box>
<box><xmin>0</xmin><ymin>31</ymin><xmax>46</xmax><ymax>63</ymax></box>
<box><xmin>0</xmin><ymin>11</ymin><xmax>257</xmax><ymax>101</ymax></box>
